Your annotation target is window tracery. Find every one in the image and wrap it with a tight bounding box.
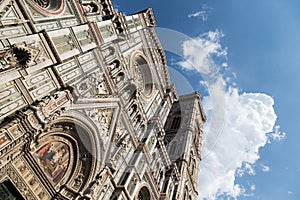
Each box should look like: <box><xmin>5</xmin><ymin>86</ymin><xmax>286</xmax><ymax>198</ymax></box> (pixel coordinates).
<box><xmin>29</xmin><ymin>0</ymin><xmax>65</xmax><ymax>15</ymax></box>
<box><xmin>132</xmin><ymin>54</ymin><xmax>154</xmax><ymax>98</ymax></box>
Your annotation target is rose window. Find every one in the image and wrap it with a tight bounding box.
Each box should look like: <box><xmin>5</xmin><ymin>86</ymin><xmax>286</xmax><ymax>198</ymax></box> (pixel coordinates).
<box><xmin>28</xmin><ymin>0</ymin><xmax>65</xmax><ymax>15</ymax></box>
<box><xmin>33</xmin><ymin>0</ymin><xmax>50</xmax><ymax>8</ymax></box>
<box><xmin>133</xmin><ymin>55</ymin><xmax>153</xmax><ymax>97</ymax></box>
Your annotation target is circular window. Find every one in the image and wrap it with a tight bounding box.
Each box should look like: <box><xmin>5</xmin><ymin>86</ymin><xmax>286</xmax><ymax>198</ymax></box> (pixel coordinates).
<box><xmin>12</xmin><ymin>47</ymin><xmax>31</xmax><ymax>66</ymax></box>
<box><xmin>29</xmin><ymin>0</ymin><xmax>65</xmax><ymax>15</ymax></box>
<box><xmin>33</xmin><ymin>0</ymin><xmax>50</xmax><ymax>8</ymax></box>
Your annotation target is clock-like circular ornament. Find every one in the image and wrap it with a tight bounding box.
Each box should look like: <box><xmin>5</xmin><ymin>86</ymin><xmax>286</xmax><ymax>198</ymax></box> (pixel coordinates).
<box><xmin>28</xmin><ymin>0</ymin><xmax>65</xmax><ymax>15</ymax></box>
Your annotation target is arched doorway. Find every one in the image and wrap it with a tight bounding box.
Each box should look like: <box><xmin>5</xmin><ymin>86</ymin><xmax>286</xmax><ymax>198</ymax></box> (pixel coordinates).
<box><xmin>31</xmin><ymin>116</ymin><xmax>102</xmax><ymax>198</ymax></box>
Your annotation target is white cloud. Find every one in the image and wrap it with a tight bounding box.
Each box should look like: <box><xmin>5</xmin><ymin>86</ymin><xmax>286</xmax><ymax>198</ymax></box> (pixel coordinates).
<box><xmin>199</xmin><ymin>88</ymin><xmax>277</xmax><ymax>199</ymax></box>
<box><xmin>188</xmin><ymin>5</ymin><xmax>213</xmax><ymax>21</ymax></box>
<box><xmin>222</xmin><ymin>62</ymin><xmax>228</xmax><ymax>68</ymax></box>
<box><xmin>288</xmin><ymin>191</ymin><xmax>294</xmax><ymax>195</ymax></box>
<box><xmin>267</xmin><ymin>125</ymin><xmax>286</xmax><ymax>142</ymax></box>
<box><xmin>178</xmin><ymin>29</ymin><xmax>227</xmax><ymax>75</ymax></box>
<box><xmin>177</xmin><ymin>29</ymin><xmax>284</xmax><ymax>200</ymax></box>
<box><xmin>250</xmin><ymin>184</ymin><xmax>256</xmax><ymax>191</ymax></box>
<box><xmin>188</xmin><ymin>11</ymin><xmax>209</xmax><ymax>21</ymax></box>
<box><xmin>237</xmin><ymin>162</ymin><xmax>256</xmax><ymax>177</ymax></box>
<box><xmin>261</xmin><ymin>164</ymin><xmax>270</xmax><ymax>172</ymax></box>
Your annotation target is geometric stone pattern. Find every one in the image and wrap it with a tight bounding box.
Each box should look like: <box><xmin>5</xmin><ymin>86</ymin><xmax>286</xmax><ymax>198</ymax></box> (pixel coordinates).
<box><xmin>0</xmin><ymin>0</ymin><xmax>206</xmax><ymax>199</ymax></box>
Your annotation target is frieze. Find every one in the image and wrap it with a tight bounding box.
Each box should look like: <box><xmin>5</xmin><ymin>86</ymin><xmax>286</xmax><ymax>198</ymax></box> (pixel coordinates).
<box><xmin>35</xmin><ymin>21</ymin><xmax>60</xmax><ymax>31</ymax></box>
<box><xmin>60</xmin><ymin>18</ymin><xmax>78</xmax><ymax>28</ymax></box>
<box><xmin>0</xmin><ymin>26</ymin><xmax>27</xmax><ymax>39</ymax></box>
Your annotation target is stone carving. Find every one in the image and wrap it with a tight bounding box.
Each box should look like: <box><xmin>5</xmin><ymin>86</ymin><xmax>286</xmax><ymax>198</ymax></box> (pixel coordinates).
<box><xmin>98</xmin><ymin>109</ymin><xmax>113</xmax><ymax>134</ymax></box>
<box><xmin>74</xmin><ymin>173</ymin><xmax>84</xmax><ymax>186</ymax></box>
<box><xmin>31</xmin><ymin>91</ymin><xmax>71</xmax><ymax>125</ymax></box>
<box><xmin>113</xmin><ymin>123</ymin><xmax>124</xmax><ymax>141</ymax></box>
<box><xmin>77</xmin><ymin>72</ymin><xmax>110</xmax><ymax>97</ymax></box>
<box><xmin>82</xmin><ymin>3</ymin><xmax>98</xmax><ymax>13</ymax></box>
<box><xmin>79</xmin><ymin>166</ymin><xmax>110</xmax><ymax>199</ymax></box>
<box><xmin>113</xmin><ymin>122</ymin><xmax>131</xmax><ymax>150</ymax></box>
<box><xmin>33</xmin><ymin>0</ymin><xmax>50</xmax><ymax>9</ymax></box>
<box><xmin>0</xmin><ymin>49</ymin><xmax>17</xmax><ymax>71</ymax></box>
<box><xmin>0</xmin><ymin>41</ymin><xmax>50</xmax><ymax>71</ymax></box>
<box><xmin>103</xmin><ymin>46</ymin><xmax>115</xmax><ymax>58</ymax></box>
<box><xmin>16</xmin><ymin>42</ymin><xmax>48</xmax><ymax>67</ymax></box>
<box><xmin>85</xmin><ymin>108</ymin><xmax>113</xmax><ymax>135</ymax></box>
<box><xmin>88</xmin><ymin>72</ymin><xmax>109</xmax><ymax>95</ymax></box>
<box><xmin>4</xmin><ymin>165</ymin><xmax>36</xmax><ymax>200</ymax></box>
<box><xmin>118</xmin><ymin>133</ymin><xmax>130</xmax><ymax>150</ymax></box>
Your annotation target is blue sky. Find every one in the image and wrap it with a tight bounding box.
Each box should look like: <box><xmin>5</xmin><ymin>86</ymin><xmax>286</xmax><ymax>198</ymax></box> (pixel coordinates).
<box><xmin>114</xmin><ymin>1</ymin><xmax>300</xmax><ymax>199</ymax></box>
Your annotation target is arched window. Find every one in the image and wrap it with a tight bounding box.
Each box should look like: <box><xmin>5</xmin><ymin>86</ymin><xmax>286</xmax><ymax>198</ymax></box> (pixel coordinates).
<box><xmin>137</xmin><ymin>186</ymin><xmax>151</xmax><ymax>200</ymax></box>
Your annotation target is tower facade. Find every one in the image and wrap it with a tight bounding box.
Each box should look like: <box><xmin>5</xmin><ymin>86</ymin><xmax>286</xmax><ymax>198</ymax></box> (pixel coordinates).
<box><xmin>0</xmin><ymin>0</ymin><xmax>205</xmax><ymax>199</ymax></box>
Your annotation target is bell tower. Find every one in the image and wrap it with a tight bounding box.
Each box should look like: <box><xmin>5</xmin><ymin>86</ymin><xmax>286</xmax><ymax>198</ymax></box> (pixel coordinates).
<box><xmin>164</xmin><ymin>92</ymin><xmax>206</xmax><ymax>199</ymax></box>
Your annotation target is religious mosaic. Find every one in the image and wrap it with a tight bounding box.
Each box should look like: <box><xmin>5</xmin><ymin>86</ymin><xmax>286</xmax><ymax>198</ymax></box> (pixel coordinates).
<box><xmin>34</xmin><ymin>141</ymin><xmax>70</xmax><ymax>184</ymax></box>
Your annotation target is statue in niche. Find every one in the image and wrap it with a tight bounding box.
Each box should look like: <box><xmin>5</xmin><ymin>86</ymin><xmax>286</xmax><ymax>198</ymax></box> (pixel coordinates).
<box><xmin>87</xmin><ymin>72</ymin><xmax>109</xmax><ymax>95</ymax></box>
<box><xmin>118</xmin><ymin>133</ymin><xmax>130</xmax><ymax>150</ymax></box>
<box><xmin>103</xmin><ymin>46</ymin><xmax>115</xmax><ymax>58</ymax></box>
<box><xmin>113</xmin><ymin>124</ymin><xmax>124</xmax><ymax>143</ymax></box>
<box><xmin>97</xmin><ymin>109</ymin><xmax>112</xmax><ymax>135</ymax></box>
<box><xmin>82</xmin><ymin>2</ymin><xmax>98</xmax><ymax>13</ymax></box>
<box><xmin>108</xmin><ymin>60</ymin><xmax>120</xmax><ymax>73</ymax></box>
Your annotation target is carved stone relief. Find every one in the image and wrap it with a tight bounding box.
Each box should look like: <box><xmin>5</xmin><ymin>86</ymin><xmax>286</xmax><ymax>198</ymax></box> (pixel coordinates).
<box><xmin>76</xmin><ymin>71</ymin><xmax>110</xmax><ymax>97</ymax></box>
<box><xmin>85</xmin><ymin>108</ymin><xmax>113</xmax><ymax>136</ymax></box>
<box><xmin>31</xmin><ymin>90</ymin><xmax>71</xmax><ymax>125</ymax></box>
<box><xmin>1</xmin><ymin>163</ymin><xmax>39</xmax><ymax>200</ymax></box>
<box><xmin>12</xmin><ymin>157</ymin><xmax>51</xmax><ymax>199</ymax></box>
<box><xmin>0</xmin><ymin>39</ymin><xmax>51</xmax><ymax>71</ymax></box>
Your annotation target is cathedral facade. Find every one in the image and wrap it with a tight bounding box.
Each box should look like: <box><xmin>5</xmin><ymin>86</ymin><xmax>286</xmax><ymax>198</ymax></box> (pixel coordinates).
<box><xmin>0</xmin><ymin>0</ymin><xmax>206</xmax><ymax>199</ymax></box>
